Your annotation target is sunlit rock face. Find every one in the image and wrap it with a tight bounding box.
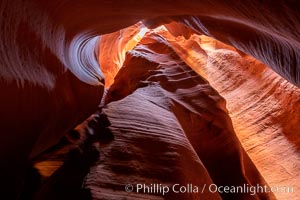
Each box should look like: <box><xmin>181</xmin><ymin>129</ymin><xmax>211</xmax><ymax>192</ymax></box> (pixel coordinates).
<box><xmin>158</xmin><ymin>30</ymin><xmax>300</xmax><ymax>200</ymax></box>
<box><xmin>25</xmin><ymin>0</ymin><xmax>300</xmax><ymax>87</ymax></box>
<box><xmin>1</xmin><ymin>0</ymin><xmax>300</xmax><ymax>199</ymax></box>
<box><xmin>93</xmin><ymin>33</ymin><xmax>275</xmax><ymax>200</ymax></box>
<box><xmin>99</xmin><ymin>22</ymin><xmax>149</xmax><ymax>87</ymax></box>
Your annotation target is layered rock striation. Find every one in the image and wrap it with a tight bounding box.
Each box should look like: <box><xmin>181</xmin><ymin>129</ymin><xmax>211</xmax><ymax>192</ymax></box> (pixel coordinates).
<box><xmin>1</xmin><ymin>0</ymin><xmax>300</xmax><ymax>199</ymax></box>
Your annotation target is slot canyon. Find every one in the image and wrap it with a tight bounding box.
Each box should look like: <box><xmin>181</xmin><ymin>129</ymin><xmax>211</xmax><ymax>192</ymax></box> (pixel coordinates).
<box><xmin>0</xmin><ymin>1</ymin><xmax>300</xmax><ymax>199</ymax></box>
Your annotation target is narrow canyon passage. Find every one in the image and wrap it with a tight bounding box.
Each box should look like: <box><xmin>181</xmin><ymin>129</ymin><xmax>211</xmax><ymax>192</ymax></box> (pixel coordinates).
<box><xmin>35</xmin><ymin>32</ymin><xmax>276</xmax><ymax>200</ymax></box>
<box><xmin>159</xmin><ymin>30</ymin><xmax>300</xmax><ymax>200</ymax></box>
<box><xmin>1</xmin><ymin>1</ymin><xmax>300</xmax><ymax>200</ymax></box>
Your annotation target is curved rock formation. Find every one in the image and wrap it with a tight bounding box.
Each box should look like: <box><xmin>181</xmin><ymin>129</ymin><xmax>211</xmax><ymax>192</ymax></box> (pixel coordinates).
<box><xmin>0</xmin><ymin>1</ymin><xmax>104</xmax><ymax>198</ymax></box>
<box><xmin>101</xmin><ymin>33</ymin><xmax>274</xmax><ymax>200</ymax></box>
<box><xmin>36</xmin><ymin>32</ymin><xmax>274</xmax><ymax>200</ymax></box>
<box><xmin>99</xmin><ymin>22</ymin><xmax>148</xmax><ymax>87</ymax></box>
<box><xmin>161</xmin><ymin>32</ymin><xmax>300</xmax><ymax>200</ymax></box>
<box><xmin>1</xmin><ymin>0</ymin><xmax>300</xmax><ymax>199</ymax></box>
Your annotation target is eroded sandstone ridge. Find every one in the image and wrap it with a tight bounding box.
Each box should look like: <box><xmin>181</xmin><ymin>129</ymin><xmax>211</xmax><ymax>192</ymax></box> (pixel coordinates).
<box><xmin>36</xmin><ymin>32</ymin><xmax>274</xmax><ymax>200</ymax></box>
<box><xmin>161</xmin><ymin>31</ymin><xmax>300</xmax><ymax>200</ymax></box>
<box><xmin>0</xmin><ymin>0</ymin><xmax>300</xmax><ymax>199</ymax></box>
<box><xmin>95</xmin><ymin>33</ymin><xmax>275</xmax><ymax>200</ymax></box>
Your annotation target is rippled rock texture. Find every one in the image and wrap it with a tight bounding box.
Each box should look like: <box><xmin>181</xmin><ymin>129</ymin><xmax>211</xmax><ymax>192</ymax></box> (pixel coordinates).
<box><xmin>1</xmin><ymin>0</ymin><xmax>300</xmax><ymax>199</ymax></box>
<box><xmin>91</xmin><ymin>33</ymin><xmax>275</xmax><ymax>200</ymax></box>
<box><xmin>159</xmin><ymin>31</ymin><xmax>300</xmax><ymax>200</ymax></box>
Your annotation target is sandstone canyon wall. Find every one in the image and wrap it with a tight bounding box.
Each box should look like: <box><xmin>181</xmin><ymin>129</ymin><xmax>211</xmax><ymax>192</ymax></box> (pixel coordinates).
<box><xmin>1</xmin><ymin>0</ymin><xmax>300</xmax><ymax>199</ymax></box>
<box><xmin>158</xmin><ymin>28</ymin><xmax>300</xmax><ymax>200</ymax></box>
